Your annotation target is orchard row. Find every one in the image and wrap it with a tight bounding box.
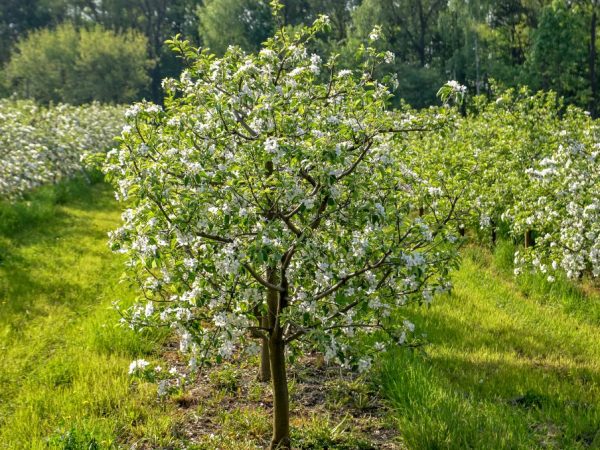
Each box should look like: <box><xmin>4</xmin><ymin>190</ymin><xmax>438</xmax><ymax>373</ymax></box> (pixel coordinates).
<box><xmin>0</xmin><ymin>99</ymin><xmax>123</xmax><ymax>199</ymax></box>
<box><xmin>405</xmin><ymin>88</ymin><xmax>599</xmax><ymax>281</ymax></box>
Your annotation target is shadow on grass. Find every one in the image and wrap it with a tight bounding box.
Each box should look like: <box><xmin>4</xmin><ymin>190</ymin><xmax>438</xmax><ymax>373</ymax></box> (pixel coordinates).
<box><xmin>379</xmin><ymin>347</ymin><xmax>600</xmax><ymax>449</ymax></box>
<box><xmin>0</xmin><ymin>177</ymin><xmax>122</xmax><ymax>324</ymax></box>
<box><xmin>379</xmin><ymin>249</ymin><xmax>600</xmax><ymax>449</ymax></box>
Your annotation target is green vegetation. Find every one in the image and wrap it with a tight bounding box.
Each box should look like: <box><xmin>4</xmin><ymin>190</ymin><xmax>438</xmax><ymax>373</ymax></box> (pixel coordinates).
<box><xmin>381</xmin><ymin>244</ymin><xmax>600</xmax><ymax>449</ymax></box>
<box><xmin>3</xmin><ymin>0</ymin><xmax>600</xmax><ymax>110</ymax></box>
<box><xmin>4</xmin><ymin>24</ymin><xmax>151</xmax><ymax>104</ymax></box>
<box><xmin>1</xmin><ymin>1</ymin><xmax>599</xmax><ymax>448</ymax></box>
<box><xmin>0</xmin><ymin>180</ymin><xmax>175</xmax><ymax>449</ymax></box>
<box><xmin>1</xmin><ymin>179</ymin><xmax>598</xmax><ymax>449</ymax></box>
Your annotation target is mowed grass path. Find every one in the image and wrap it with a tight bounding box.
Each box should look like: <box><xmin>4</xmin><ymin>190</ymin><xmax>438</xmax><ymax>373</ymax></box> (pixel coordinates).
<box><xmin>0</xmin><ymin>181</ymin><xmax>599</xmax><ymax>449</ymax></box>
<box><xmin>0</xmin><ymin>181</ymin><xmax>174</xmax><ymax>449</ymax></box>
<box><xmin>381</xmin><ymin>246</ymin><xmax>600</xmax><ymax>449</ymax></box>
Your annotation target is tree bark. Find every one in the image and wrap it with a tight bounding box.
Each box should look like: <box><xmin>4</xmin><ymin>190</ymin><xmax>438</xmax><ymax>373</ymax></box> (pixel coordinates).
<box><xmin>267</xmin><ymin>269</ymin><xmax>290</xmax><ymax>450</ymax></box>
<box><xmin>525</xmin><ymin>230</ymin><xmax>534</xmax><ymax>249</ymax></box>
<box><xmin>269</xmin><ymin>326</ymin><xmax>290</xmax><ymax>450</ymax></box>
<box><xmin>258</xmin><ymin>312</ymin><xmax>271</xmax><ymax>382</ymax></box>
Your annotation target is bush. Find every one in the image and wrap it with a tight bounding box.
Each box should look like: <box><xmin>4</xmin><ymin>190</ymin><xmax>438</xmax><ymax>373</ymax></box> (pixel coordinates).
<box><xmin>4</xmin><ymin>23</ymin><xmax>152</xmax><ymax>104</ymax></box>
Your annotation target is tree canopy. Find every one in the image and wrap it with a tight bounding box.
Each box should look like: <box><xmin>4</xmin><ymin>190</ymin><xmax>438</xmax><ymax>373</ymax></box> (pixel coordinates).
<box><xmin>5</xmin><ymin>24</ymin><xmax>152</xmax><ymax>104</ymax></box>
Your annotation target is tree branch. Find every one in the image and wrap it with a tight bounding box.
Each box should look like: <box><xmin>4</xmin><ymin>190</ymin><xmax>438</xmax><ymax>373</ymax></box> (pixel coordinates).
<box><xmin>243</xmin><ymin>263</ymin><xmax>285</xmax><ymax>292</ymax></box>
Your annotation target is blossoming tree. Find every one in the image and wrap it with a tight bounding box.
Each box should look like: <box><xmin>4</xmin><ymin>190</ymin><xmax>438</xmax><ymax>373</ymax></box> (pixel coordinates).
<box><xmin>105</xmin><ymin>8</ymin><xmax>460</xmax><ymax>448</ymax></box>
<box><xmin>511</xmin><ymin>106</ymin><xmax>600</xmax><ymax>280</ymax></box>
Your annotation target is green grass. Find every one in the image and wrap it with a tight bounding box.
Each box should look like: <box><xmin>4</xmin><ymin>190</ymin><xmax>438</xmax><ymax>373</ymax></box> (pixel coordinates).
<box><xmin>380</xmin><ymin>244</ymin><xmax>600</xmax><ymax>449</ymax></box>
<box><xmin>0</xmin><ymin>180</ymin><xmax>176</xmax><ymax>449</ymax></box>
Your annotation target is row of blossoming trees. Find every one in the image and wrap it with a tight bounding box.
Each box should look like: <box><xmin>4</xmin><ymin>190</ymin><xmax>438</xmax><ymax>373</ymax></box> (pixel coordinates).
<box><xmin>105</xmin><ymin>8</ymin><xmax>599</xmax><ymax>449</ymax></box>
<box><xmin>0</xmin><ymin>99</ymin><xmax>123</xmax><ymax>200</ymax></box>
<box><xmin>403</xmin><ymin>88</ymin><xmax>600</xmax><ymax>282</ymax></box>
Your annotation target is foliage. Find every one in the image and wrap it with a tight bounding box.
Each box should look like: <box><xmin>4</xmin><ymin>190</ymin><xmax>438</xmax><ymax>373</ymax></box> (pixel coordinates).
<box><xmin>197</xmin><ymin>0</ymin><xmax>274</xmax><ymax>55</ymax></box>
<box><xmin>395</xmin><ymin>85</ymin><xmax>600</xmax><ymax>284</ymax></box>
<box><xmin>526</xmin><ymin>1</ymin><xmax>590</xmax><ymax>106</ymax></box>
<box><xmin>0</xmin><ymin>0</ymin><xmax>68</xmax><ymax>64</ymax></box>
<box><xmin>0</xmin><ymin>99</ymin><xmax>123</xmax><ymax>200</ymax></box>
<box><xmin>4</xmin><ymin>23</ymin><xmax>152</xmax><ymax>104</ymax></box>
<box><xmin>3</xmin><ymin>0</ymin><xmax>600</xmax><ymax>110</ymax></box>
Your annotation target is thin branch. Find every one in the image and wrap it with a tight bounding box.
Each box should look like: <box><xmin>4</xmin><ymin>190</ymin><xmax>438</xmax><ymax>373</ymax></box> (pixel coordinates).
<box><xmin>314</xmin><ymin>250</ymin><xmax>391</xmax><ymax>301</ymax></box>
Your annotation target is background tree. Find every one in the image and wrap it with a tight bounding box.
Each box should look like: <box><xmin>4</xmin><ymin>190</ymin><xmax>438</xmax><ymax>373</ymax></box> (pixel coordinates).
<box><xmin>5</xmin><ymin>23</ymin><xmax>152</xmax><ymax>104</ymax></box>
<box><xmin>61</xmin><ymin>0</ymin><xmax>202</xmax><ymax>102</ymax></box>
<box><xmin>349</xmin><ymin>0</ymin><xmax>446</xmax><ymax>107</ymax></box>
<box><xmin>0</xmin><ymin>0</ymin><xmax>68</xmax><ymax>64</ymax></box>
<box><xmin>526</xmin><ymin>1</ymin><xmax>590</xmax><ymax>106</ymax></box>
<box><xmin>3</xmin><ymin>0</ymin><xmax>600</xmax><ymax>111</ymax></box>
<box><xmin>197</xmin><ymin>0</ymin><xmax>274</xmax><ymax>54</ymax></box>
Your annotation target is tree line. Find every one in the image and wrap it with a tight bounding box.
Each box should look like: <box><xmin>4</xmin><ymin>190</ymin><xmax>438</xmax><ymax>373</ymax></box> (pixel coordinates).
<box><xmin>1</xmin><ymin>0</ymin><xmax>599</xmax><ymax>112</ymax></box>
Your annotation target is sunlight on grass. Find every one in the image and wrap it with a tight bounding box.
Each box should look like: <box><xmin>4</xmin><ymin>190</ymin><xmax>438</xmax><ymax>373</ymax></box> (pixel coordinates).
<box><xmin>2</xmin><ymin>181</ymin><xmax>599</xmax><ymax>449</ymax></box>
<box><xmin>0</xmin><ymin>180</ymin><xmax>174</xmax><ymax>449</ymax></box>
<box><xmin>380</xmin><ymin>246</ymin><xmax>600</xmax><ymax>449</ymax></box>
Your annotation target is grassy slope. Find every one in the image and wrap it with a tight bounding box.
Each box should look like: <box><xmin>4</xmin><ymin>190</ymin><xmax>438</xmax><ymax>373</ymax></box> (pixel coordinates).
<box><xmin>0</xmin><ymin>181</ymin><xmax>174</xmax><ymax>450</ymax></box>
<box><xmin>381</xmin><ymin>245</ymin><xmax>600</xmax><ymax>449</ymax></box>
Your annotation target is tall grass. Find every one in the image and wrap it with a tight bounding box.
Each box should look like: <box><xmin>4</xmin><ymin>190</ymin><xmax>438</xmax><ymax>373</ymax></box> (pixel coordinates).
<box><xmin>0</xmin><ymin>179</ymin><xmax>175</xmax><ymax>449</ymax></box>
<box><xmin>379</xmin><ymin>244</ymin><xmax>600</xmax><ymax>449</ymax></box>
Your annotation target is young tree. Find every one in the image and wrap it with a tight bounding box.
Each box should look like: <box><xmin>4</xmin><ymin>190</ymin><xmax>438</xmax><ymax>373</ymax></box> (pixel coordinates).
<box><xmin>106</xmin><ymin>7</ymin><xmax>459</xmax><ymax>448</ymax></box>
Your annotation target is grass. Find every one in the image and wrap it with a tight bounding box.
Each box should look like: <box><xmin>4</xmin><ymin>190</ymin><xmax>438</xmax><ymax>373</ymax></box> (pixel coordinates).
<box><xmin>0</xmin><ymin>179</ymin><xmax>176</xmax><ymax>449</ymax></box>
<box><xmin>380</xmin><ymin>243</ymin><xmax>600</xmax><ymax>449</ymax></box>
<box><xmin>1</xmin><ymin>180</ymin><xmax>599</xmax><ymax>449</ymax></box>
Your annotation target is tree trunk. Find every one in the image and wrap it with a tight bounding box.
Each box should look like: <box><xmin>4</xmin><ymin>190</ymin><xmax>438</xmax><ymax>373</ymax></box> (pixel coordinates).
<box><xmin>269</xmin><ymin>327</ymin><xmax>290</xmax><ymax>450</ymax></box>
<box><xmin>258</xmin><ymin>313</ymin><xmax>271</xmax><ymax>382</ymax></box>
<box><xmin>525</xmin><ymin>230</ymin><xmax>534</xmax><ymax>249</ymax></box>
<box><xmin>475</xmin><ymin>33</ymin><xmax>481</xmax><ymax>96</ymax></box>
<box><xmin>417</xmin><ymin>0</ymin><xmax>427</xmax><ymax>67</ymax></box>
<box><xmin>266</xmin><ymin>268</ymin><xmax>290</xmax><ymax>450</ymax></box>
<box><xmin>490</xmin><ymin>219</ymin><xmax>497</xmax><ymax>246</ymax></box>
